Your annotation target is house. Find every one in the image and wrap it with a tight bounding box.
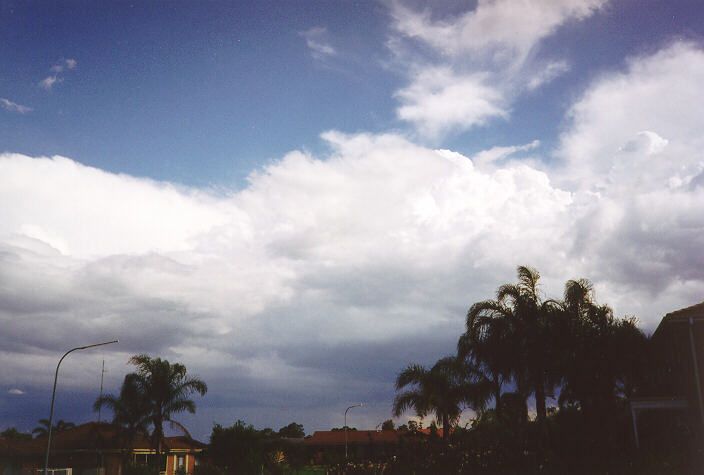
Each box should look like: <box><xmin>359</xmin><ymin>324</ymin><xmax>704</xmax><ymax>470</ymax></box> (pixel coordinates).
<box><xmin>0</xmin><ymin>423</ymin><xmax>205</xmax><ymax>475</ymax></box>
<box><xmin>0</xmin><ymin>435</ymin><xmax>44</xmax><ymax>475</ymax></box>
<box><xmin>303</xmin><ymin>430</ymin><xmax>400</xmax><ymax>463</ymax></box>
<box><xmin>630</xmin><ymin>302</ymin><xmax>704</xmax><ymax>449</ymax></box>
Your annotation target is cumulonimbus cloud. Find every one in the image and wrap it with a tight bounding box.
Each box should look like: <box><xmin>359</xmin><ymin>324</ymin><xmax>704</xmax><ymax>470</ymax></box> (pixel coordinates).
<box><xmin>2</xmin><ymin>40</ymin><xmax>704</xmax><ymax>436</ymax></box>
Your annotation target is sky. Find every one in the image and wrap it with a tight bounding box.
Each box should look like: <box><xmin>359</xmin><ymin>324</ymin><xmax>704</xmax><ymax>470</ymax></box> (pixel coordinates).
<box><xmin>2</xmin><ymin>0</ymin><xmax>704</xmax><ymax>440</ymax></box>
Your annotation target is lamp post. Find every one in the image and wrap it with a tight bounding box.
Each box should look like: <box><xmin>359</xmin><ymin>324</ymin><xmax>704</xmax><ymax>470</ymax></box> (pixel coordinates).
<box><xmin>344</xmin><ymin>403</ymin><xmax>362</xmax><ymax>461</ymax></box>
<box><xmin>44</xmin><ymin>340</ymin><xmax>118</xmax><ymax>475</ymax></box>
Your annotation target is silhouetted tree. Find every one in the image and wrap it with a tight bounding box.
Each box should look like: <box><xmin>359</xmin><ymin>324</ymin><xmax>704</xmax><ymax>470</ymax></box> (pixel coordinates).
<box><xmin>393</xmin><ymin>356</ymin><xmax>491</xmax><ymax>440</ymax></box>
<box><xmin>125</xmin><ymin>355</ymin><xmax>207</xmax><ymax>459</ymax></box>
<box><xmin>556</xmin><ymin>279</ymin><xmax>648</xmax><ymax>415</ymax></box>
<box><xmin>32</xmin><ymin>419</ymin><xmax>75</xmax><ymax>438</ymax></box>
<box><xmin>381</xmin><ymin>419</ymin><xmax>395</xmax><ymax>430</ymax></box>
<box><xmin>462</xmin><ymin>266</ymin><xmax>562</xmax><ymax>425</ymax></box>
<box><xmin>278</xmin><ymin>422</ymin><xmax>304</xmax><ymax>438</ymax></box>
<box><xmin>208</xmin><ymin>421</ymin><xmax>267</xmax><ymax>473</ymax></box>
<box><xmin>94</xmin><ymin>372</ymin><xmax>151</xmax><ymax>461</ymax></box>
<box><xmin>1</xmin><ymin>427</ymin><xmax>32</xmax><ymax>440</ymax></box>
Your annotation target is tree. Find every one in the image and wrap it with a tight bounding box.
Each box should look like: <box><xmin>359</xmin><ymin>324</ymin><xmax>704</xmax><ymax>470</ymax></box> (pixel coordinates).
<box><xmin>331</xmin><ymin>426</ymin><xmax>356</xmax><ymax>431</ymax></box>
<box><xmin>208</xmin><ymin>421</ymin><xmax>267</xmax><ymax>474</ymax></box>
<box><xmin>381</xmin><ymin>419</ymin><xmax>395</xmax><ymax>430</ymax></box>
<box><xmin>393</xmin><ymin>356</ymin><xmax>491</xmax><ymax>440</ymax></box>
<box><xmin>125</xmin><ymin>355</ymin><xmax>207</xmax><ymax>458</ymax></box>
<box><xmin>556</xmin><ymin>279</ymin><xmax>648</xmax><ymax>415</ymax></box>
<box><xmin>32</xmin><ymin>419</ymin><xmax>75</xmax><ymax>438</ymax></box>
<box><xmin>278</xmin><ymin>422</ymin><xmax>304</xmax><ymax>438</ymax></box>
<box><xmin>459</xmin><ymin>300</ymin><xmax>514</xmax><ymax>419</ymax></box>
<box><xmin>1</xmin><ymin>427</ymin><xmax>32</xmax><ymax>440</ymax></box>
<box><xmin>463</xmin><ymin>266</ymin><xmax>562</xmax><ymax>425</ymax></box>
<box><xmin>94</xmin><ymin>372</ymin><xmax>151</xmax><ymax>460</ymax></box>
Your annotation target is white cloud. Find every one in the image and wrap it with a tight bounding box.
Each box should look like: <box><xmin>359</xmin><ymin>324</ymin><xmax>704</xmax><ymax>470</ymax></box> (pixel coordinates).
<box><xmin>8</xmin><ymin>388</ymin><xmax>24</xmax><ymax>395</ymax></box>
<box><xmin>0</xmin><ymin>135</ymin><xmax>574</xmax><ymax>391</ymax></box>
<box><xmin>390</xmin><ymin>0</ymin><xmax>605</xmax><ymax>62</ymax></box>
<box><xmin>301</xmin><ymin>27</ymin><xmax>337</xmax><ymax>62</ymax></box>
<box><xmin>470</xmin><ymin>139</ymin><xmax>541</xmax><ymax>169</ymax></box>
<box><xmin>50</xmin><ymin>58</ymin><xmax>77</xmax><ymax>73</ymax></box>
<box><xmin>387</xmin><ymin>0</ymin><xmax>606</xmax><ymax>136</ymax></box>
<box><xmin>0</xmin><ymin>98</ymin><xmax>32</xmax><ymax>114</ymax></box>
<box><xmin>42</xmin><ymin>59</ymin><xmax>77</xmax><ymax>89</ymax></box>
<box><xmin>526</xmin><ymin>60</ymin><xmax>570</xmax><ymax>90</ymax></box>
<box><xmin>39</xmin><ymin>76</ymin><xmax>61</xmax><ymax>90</ymax></box>
<box><xmin>395</xmin><ymin>68</ymin><xmax>508</xmax><ymax>136</ymax></box>
<box><xmin>555</xmin><ymin>41</ymin><xmax>704</xmax><ymax>305</ymax></box>
<box><xmin>558</xmin><ymin>42</ymin><xmax>704</xmax><ymax>192</ymax></box>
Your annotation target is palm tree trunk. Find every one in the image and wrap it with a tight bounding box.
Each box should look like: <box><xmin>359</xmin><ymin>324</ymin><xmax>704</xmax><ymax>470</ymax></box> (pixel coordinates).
<box><xmin>152</xmin><ymin>418</ymin><xmax>163</xmax><ymax>473</ymax></box>
<box><xmin>442</xmin><ymin>414</ymin><xmax>449</xmax><ymax>441</ymax></box>
<box><xmin>534</xmin><ymin>375</ymin><xmax>547</xmax><ymax>424</ymax></box>
<box><xmin>493</xmin><ymin>379</ymin><xmax>502</xmax><ymax>419</ymax></box>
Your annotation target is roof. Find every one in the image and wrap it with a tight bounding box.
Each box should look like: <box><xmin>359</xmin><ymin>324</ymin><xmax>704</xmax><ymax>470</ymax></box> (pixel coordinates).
<box><xmin>663</xmin><ymin>301</ymin><xmax>704</xmax><ymax>322</ymax></box>
<box><xmin>304</xmin><ymin>430</ymin><xmax>399</xmax><ymax>445</ymax></box>
<box><xmin>0</xmin><ymin>436</ymin><xmax>43</xmax><ymax>455</ymax></box>
<box><xmin>653</xmin><ymin>301</ymin><xmax>704</xmax><ymax>338</ymax></box>
<box><xmin>3</xmin><ymin>423</ymin><xmax>205</xmax><ymax>455</ymax></box>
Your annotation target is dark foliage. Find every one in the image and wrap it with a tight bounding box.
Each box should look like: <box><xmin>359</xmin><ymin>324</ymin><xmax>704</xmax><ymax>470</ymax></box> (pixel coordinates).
<box><xmin>385</xmin><ymin>265</ymin><xmax>696</xmax><ymax>473</ymax></box>
<box><xmin>0</xmin><ymin>427</ymin><xmax>32</xmax><ymax>440</ymax></box>
<box><xmin>278</xmin><ymin>422</ymin><xmax>305</xmax><ymax>438</ymax></box>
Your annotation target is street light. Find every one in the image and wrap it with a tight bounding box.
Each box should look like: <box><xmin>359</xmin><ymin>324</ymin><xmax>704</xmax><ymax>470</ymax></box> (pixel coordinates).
<box><xmin>344</xmin><ymin>403</ymin><xmax>362</xmax><ymax>461</ymax></box>
<box><xmin>44</xmin><ymin>340</ymin><xmax>119</xmax><ymax>475</ymax></box>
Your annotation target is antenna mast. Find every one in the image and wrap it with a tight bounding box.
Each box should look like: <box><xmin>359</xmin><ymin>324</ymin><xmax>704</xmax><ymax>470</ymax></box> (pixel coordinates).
<box><xmin>98</xmin><ymin>359</ymin><xmax>105</xmax><ymax>423</ymax></box>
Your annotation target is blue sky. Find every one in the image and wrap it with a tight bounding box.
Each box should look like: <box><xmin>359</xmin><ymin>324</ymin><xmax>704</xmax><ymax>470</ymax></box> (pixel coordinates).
<box><xmin>3</xmin><ymin>0</ymin><xmax>702</xmax><ymax>185</ymax></box>
<box><xmin>2</xmin><ymin>0</ymin><xmax>704</xmax><ymax>439</ymax></box>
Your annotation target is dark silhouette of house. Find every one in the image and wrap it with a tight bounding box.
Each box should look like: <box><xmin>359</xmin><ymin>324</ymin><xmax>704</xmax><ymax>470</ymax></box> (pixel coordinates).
<box><xmin>0</xmin><ymin>423</ymin><xmax>205</xmax><ymax>475</ymax></box>
<box><xmin>630</xmin><ymin>302</ymin><xmax>704</xmax><ymax>450</ymax></box>
<box><xmin>303</xmin><ymin>430</ymin><xmax>400</xmax><ymax>463</ymax></box>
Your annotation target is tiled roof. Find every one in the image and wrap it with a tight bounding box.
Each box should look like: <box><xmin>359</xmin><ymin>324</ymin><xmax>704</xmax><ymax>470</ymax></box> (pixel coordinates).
<box><xmin>653</xmin><ymin>301</ymin><xmax>704</xmax><ymax>338</ymax></box>
<box><xmin>663</xmin><ymin>301</ymin><xmax>704</xmax><ymax>322</ymax></box>
<box><xmin>0</xmin><ymin>436</ymin><xmax>43</xmax><ymax>455</ymax></box>
<box><xmin>2</xmin><ymin>423</ymin><xmax>205</xmax><ymax>454</ymax></box>
<box><xmin>304</xmin><ymin>430</ymin><xmax>399</xmax><ymax>445</ymax></box>
<box><xmin>159</xmin><ymin>436</ymin><xmax>206</xmax><ymax>450</ymax></box>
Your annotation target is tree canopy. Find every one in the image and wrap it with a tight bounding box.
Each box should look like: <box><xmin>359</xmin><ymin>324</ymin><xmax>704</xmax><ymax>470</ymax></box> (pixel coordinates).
<box><xmin>94</xmin><ymin>354</ymin><xmax>207</xmax><ymax>461</ymax></box>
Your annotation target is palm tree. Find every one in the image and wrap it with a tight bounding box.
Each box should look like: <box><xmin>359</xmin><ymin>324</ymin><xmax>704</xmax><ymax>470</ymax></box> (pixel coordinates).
<box><xmin>497</xmin><ymin>266</ymin><xmax>561</xmax><ymax>425</ymax></box>
<box><xmin>556</xmin><ymin>280</ymin><xmax>648</xmax><ymax>414</ymax></box>
<box><xmin>94</xmin><ymin>372</ymin><xmax>151</xmax><ymax>461</ymax></box>
<box><xmin>32</xmin><ymin>419</ymin><xmax>75</xmax><ymax>438</ymax></box>
<box><xmin>393</xmin><ymin>356</ymin><xmax>490</xmax><ymax>440</ymax></box>
<box><xmin>128</xmin><ymin>354</ymin><xmax>208</xmax><ymax>459</ymax></box>
<box><xmin>459</xmin><ymin>298</ymin><xmax>515</xmax><ymax>419</ymax></box>
<box><xmin>463</xmin><ymin>266</ymin><xmax>562</xmax><ymax>425</ymax></box>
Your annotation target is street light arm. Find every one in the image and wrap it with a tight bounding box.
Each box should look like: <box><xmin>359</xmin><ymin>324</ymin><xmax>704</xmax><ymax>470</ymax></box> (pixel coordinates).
<box><xmin>77</xmin><ymin>340</ymin><xmax>119</xmax><ymax>351</ymax></box>
<box><xmin>344</xmin><ymin>403</ymin><xmax>363</xmax><ymax>460</ymax></box>
<box><xmin>44</xmin><ymin>340</ymin><xmax>118</xmax><ymax>475</ymax></box>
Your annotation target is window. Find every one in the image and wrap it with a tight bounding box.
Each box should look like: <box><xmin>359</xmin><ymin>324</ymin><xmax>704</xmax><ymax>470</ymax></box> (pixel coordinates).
<box><xmin>37</xmin><ymin>469</ymin><xmax>72</xmax><ymax>475</ymax></box>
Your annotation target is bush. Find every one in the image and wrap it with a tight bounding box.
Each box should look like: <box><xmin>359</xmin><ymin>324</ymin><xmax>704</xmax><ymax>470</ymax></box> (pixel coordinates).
<box><xmin>123</xmin><ymin>465</ymin><xmax>158</xmax><ymax>475</ymax></box>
